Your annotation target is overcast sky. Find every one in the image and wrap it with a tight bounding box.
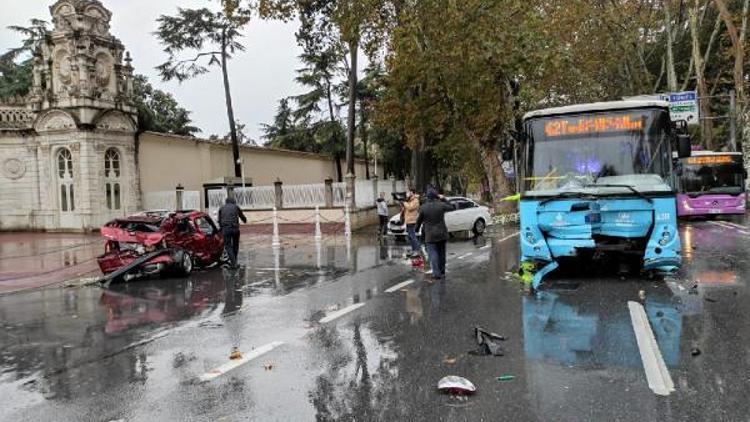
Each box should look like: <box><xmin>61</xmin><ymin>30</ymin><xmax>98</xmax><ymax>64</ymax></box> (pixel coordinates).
<box><xmin>0</xmin><ymin>0</ymin><xmax>313</xmax><ymax>141</ymax></box>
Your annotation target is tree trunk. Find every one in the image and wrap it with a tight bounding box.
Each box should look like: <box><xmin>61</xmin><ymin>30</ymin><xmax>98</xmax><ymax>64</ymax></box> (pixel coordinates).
<box><xmin>473</xmin><ymin>137</ymin><xmax>512</xmax><ymax>212</ymax></box>
<box><xmin>221</xmin><ymin>32</ymin><xmax>241</xmax><ymax>178</ymax></box>
<box><xmin>346</xmin><ymin>41</ymin><xmax>358</xmax><ymax>176</ymax></box>
<box><xmin>689</xmin><ymin>1</ymin><xmax>713</xmax><ymax>149</ymax></box>
<box><xmin>334</xmin><ymin>154</ymin><xmax>343</xmax><ymax>182</ymax></box>
<box><xmin>664</xmin><ymin>0</ymin><xmax>678</xmax><ymax>92</ymax></box>
<box><xmin>360</xmin><ymin>99</ymin><xmax>369</xmax><ymax>179</ymax></box>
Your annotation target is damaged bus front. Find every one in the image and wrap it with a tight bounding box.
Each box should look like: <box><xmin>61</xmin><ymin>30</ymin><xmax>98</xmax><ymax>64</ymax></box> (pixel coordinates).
<box><xmin>518</xmin><ymin>101</ymin><xmax>691</xmax><ymax>289</ymax></box>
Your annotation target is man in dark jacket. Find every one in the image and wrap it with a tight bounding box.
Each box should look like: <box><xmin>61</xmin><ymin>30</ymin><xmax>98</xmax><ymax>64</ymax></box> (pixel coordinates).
<box><xmin>416</xmin><ymin>188</ymin><xmax>453</xmax><ymax>279</ymax></box>
<box><xmin>218</xmin><ymin>196</ymin><xmax>247</xmax><ymax>268</ymax></box>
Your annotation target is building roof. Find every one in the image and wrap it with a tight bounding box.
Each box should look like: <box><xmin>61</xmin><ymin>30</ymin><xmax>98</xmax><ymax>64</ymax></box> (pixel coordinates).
<box><xmin>523</xmin><ymin>100</ymin><xmax>670</xmax><ymax>120</ymax></box>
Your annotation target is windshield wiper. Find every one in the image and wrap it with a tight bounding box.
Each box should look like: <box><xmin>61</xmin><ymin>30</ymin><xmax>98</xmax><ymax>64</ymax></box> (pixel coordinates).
<box><xmin>539</xmin><ymin>191</ymin><xmax>593</xmax><ymax>206</ymax></box>
<box><xmin>585</xmin><ymin>184</ymin><xmax>653</xmax><ymax>203</ymax></box>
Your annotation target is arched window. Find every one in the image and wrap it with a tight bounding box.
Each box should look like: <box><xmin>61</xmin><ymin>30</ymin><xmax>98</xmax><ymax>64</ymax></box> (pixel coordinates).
<box><xmin>104</xmin><ymin>148</ymin><xmax>121</xmax><ymax>210</ymax></box>
<box><xmin>57</xmin><ymin>148</ymin><xmax>74</xmax><ymax>212</ymax></box>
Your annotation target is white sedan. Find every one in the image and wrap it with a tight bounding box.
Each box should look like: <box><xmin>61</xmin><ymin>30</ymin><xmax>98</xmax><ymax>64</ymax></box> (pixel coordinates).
<box><xmin>388</xmin><ymin>197</ymin><xmax>493</xmax><ymax>239</ymax></box>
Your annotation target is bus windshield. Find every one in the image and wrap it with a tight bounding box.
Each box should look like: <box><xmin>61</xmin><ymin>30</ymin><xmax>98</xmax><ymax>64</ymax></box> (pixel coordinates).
<box><xmin>680</xmin><ymin>155</ymin><xmax>745</xmax><ymax>196</ymax></box>
<box><xmin>522</xmin><ymin>109</ymin><xmax>673</xmax><ymax>196</ymax></box>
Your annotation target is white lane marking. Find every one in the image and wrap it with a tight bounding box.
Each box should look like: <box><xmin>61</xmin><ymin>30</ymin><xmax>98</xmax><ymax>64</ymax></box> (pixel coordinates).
<box><xmin>497</xmin><ymin>232</ymin><xmax>520</xmax><ymax>243</ymax></box>
<box><xmin>319</xmin><ymin>303</ymin><xmax>366</xmax><ymax>324</ymax></box>
<box><xmin>457</xmin><ymin>253</ymin><xmax>473</xmax><ymax>260</ymax></box>
<box><xmin>385</xmin><ymin>279</ymin><xmax>415</xmax><ymax>293</ymax></box>
<box><xmin>628</xmin><ymin>301</ymin><xmax>675</xmax><ymax>396</ymax></box>
<box><xmin>709</xmin><ymin>220</ymin><xmax>750</xmax><ymax>234</ymax></box>
<box><xmin>198</xmin><ymin>341</ymin><xmax>285</xmax><ymax>382</ymax></box>
<box><xmin>715</xmin><ymin>221</ymin><xmax>750</xmax><ymax>233</ymax></box>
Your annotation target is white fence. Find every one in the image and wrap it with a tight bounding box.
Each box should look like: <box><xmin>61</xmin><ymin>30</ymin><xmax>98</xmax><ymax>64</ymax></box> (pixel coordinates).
<box><xmin>333</xmin><ymin>182</ymin><xmax>346</xmax><ymax>207</ymax></box>
<box><xmin>355</xmin><ymin>180</ymin><xmax>375</xmax><ymax>208</ymax></box>
<box><xmin>143</xmin><ymin>190</ymin><xmax>199</xmax><ymax>211</ymax></box>
<box><xmin>236</xmin><ymin>186</ymin><xmax>276</xmax><ymax>209</ymax></box>
<box><xmin>283</xmin><ymin>183</ymin><xmax>326</xmax><ymax>208</ymax></box>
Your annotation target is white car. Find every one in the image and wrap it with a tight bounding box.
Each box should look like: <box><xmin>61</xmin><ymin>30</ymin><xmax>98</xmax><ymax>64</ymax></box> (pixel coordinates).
<box><xmin>388</xmin><ymin>197</ymin><xmax>492</xmax><ymax>239</ymax></box>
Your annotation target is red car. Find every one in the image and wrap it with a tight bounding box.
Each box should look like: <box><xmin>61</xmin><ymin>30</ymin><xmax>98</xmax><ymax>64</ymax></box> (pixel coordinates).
<box><xmin>97</xmin><ymin>211</ymin><xmax>224</xmax><ymax>283</ymax></box>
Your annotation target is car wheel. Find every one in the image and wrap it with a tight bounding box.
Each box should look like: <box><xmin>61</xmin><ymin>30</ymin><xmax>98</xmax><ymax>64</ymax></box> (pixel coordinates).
<box><xmin>179</xmin><ymin>250</ymin><xmax>193</xmax><ymax>276</ymax></box>
<box><xmin>472</xmin><ymin>218</ymin><xmax>486</xmax><ymax>236</ymax></box>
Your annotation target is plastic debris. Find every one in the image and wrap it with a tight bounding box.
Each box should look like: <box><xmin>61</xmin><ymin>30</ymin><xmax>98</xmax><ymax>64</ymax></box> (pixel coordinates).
<box><xmin>497</xmin><ymin>375</ymin><xmax>515</xmax><ymax>382</ymax></box>
<box><xmin>638</xmin><ymin>290</ymin><xmax>646</xmax><ymax>301</ymax></box>
<box><xmin>469</xmin><ymin>326</ymin><xmax>505</xmax><ymax>356</ymax></box>
<box><xmin>442</xmin><ymin>356</ymin><xmax>457</xmax><ymax>365</ymax></box>
<box><xmin>691</xmin><ymin>347</ymin><xmax>701</xmax><ymax>356</ymax></box>
<box><xmin>437</xmin><ymin>376</ymin><xmax>476</xmax><ymax>395</ymax></box>
<box><xmin>229</xmin><ymin>347</ymin><xmax>242</xmax><ymax>360</ymax></box>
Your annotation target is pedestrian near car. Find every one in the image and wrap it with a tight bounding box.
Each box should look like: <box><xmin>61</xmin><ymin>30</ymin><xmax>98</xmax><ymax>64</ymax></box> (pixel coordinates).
<box><xmin>376</xmin><ymin>192</ymin><xmax>389</xmax><ymax>237</ymax></box>
<box><xmin>402</xmin><ymin>188</ymin><xmax>421</xmax><ymax>257</ymax></box>
<box><xmin>218</xmin><ymin>197</ymin><xmax>247</xmax><ymax>268</ymax></box>
<box><xmin>416</xmin><ymin>188</ymin><xmax>453</xmax><ymax>279</ymax></box>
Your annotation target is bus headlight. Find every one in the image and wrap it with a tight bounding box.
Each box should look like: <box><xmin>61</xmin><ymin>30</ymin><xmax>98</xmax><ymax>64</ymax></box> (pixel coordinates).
<box><xmin>658</xmin><ymin>231</ymin><xmax>671</xmax><ymax>246</ymax></box>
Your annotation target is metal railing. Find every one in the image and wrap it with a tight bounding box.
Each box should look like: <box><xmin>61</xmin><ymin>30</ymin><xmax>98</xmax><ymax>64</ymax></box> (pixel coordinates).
<box><xmin>282</xmin><ymin>183</ymin><xmax>326</xmax><ymax>208</ymax></box>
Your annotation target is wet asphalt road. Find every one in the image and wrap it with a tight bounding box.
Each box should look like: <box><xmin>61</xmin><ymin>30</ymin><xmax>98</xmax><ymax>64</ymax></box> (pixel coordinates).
<box><xmin>1</xmin><ymin>218</ymin><xmax>750</xmax><ymax>422</ymax></box>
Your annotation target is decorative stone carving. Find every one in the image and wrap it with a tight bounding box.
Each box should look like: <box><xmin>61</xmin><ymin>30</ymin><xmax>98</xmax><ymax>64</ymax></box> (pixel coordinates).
<box><xmin>95</xmin><ymin>111</ymin><xmax>135</xmax><ymax>132</ymax></box>
<box><xmin>34</xmin><ymin>110</ymin><xmax>77</xmax><ymax>132</ymax></box>
<box><xmin>2</xmin><ymin>158</ymin><xmax>26</xmax><ymax>180</ymax></box>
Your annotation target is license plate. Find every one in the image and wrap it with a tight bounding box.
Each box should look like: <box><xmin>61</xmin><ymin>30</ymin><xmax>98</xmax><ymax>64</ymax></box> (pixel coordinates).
<box><xmin>709</xmin><ymin>209</ymin><xmax>721</xmax><ymax>214</ymax></box>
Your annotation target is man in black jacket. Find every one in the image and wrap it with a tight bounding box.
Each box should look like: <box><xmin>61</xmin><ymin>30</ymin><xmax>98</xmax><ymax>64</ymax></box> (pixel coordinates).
<box><xmin>416</xmin><ymin>188</ymin><xmax>453</xmax><ymax>279</ymax></box>
<box><xmin>218</xmin><ymin>196</ymin><xmax>247</xmax><ymax>268</ymax></box>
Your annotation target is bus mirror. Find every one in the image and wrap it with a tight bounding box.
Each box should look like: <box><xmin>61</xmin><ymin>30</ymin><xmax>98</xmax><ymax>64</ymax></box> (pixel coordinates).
<box><xmin>677</xmin><ymin>135</ymin><xmax>691</xmax><ymax>158</ymax></box>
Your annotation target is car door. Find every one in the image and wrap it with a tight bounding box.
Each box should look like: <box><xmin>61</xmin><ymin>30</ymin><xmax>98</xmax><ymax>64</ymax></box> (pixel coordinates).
<box><xmin>192</xmin><ymin>216</ymin><xmax>221</xmax><ymax>264</ymax></box>
<box><xmin>444</xmin><ymin>199</ymin><xmax>462</xmax><ymax>232</ymax></box>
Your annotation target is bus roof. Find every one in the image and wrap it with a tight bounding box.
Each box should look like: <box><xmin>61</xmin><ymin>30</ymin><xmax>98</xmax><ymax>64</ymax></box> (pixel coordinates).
<box><xmin>523</xmin><ymin>100</ymin><xmax>670</xmax><ymax>120</ymax></box>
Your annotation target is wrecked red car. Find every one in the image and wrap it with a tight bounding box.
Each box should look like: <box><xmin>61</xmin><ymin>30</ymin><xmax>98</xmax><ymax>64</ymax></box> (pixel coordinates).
<box><xmin>97</xmin><ymin>211</ymin><xmax>224</xmax><ymax>283</ymax></box>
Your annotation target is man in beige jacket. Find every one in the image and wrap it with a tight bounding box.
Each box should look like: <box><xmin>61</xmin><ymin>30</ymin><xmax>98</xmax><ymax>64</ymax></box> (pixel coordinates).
<box><xmin>402</xmin><ymin>188</ymin><xmax>421</xmax><ymax>257</ymax></box>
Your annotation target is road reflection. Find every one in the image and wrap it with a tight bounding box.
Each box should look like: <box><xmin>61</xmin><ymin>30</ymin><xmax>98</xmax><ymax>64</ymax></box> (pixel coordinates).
<box><xmin>523</xmin><ymin>286</ymin><xmax>682</xmax><ymax>368</ymax></box>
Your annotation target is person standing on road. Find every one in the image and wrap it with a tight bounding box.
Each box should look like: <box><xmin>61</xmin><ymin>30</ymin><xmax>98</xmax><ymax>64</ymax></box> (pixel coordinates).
<box><xmin>416</xmin><ymin>188</ymin><xmax>453</xmax><ymax>279</ymax></box>
<box><xmin>376</xmin><ymin>192</ymin><xmax>389</xmax><ymax>237</ymax></box>
<box><xmin>403</xmin><ymin>188</ymin><xmax>421</xmax><ymax>257</ymax></box>
<box><xmin>218</xmin><ymin>196</ymin><xmax>247</xmax><ymax>268</ymax></box>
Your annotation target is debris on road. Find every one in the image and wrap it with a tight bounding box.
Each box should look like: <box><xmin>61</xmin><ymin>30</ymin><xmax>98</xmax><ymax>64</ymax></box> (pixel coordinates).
<box><xmin>263</xmin><ymin>362</ymin><xmax>275</xmax><ymax>371</ymax></box>
<box><xmin>229</xmin><ymin>347</ymin><xmax>242</xmax><ymax>360</ymax></box>
<box><xmin>704</xmin><ymin>297</ymin><xmax>717</xmax><ymax>303</ymax></box>
<box><xmin>469</xmin><ymin>326</ymin><xmax>505</xmax><ymax>356</ymax></box>
<box><xmin>691</xmin><ymin>347</ymin><xmax>702</xmax><ymax>356</ymax></box>
<box><xmin>442</xmin><ymin>356</ymin><xmax>457</xmax><ymax>365</ymax></box>
<box><xmin>497</xmin><ymin>375</ymin><xmax>516</xmax><ymax>382</ymax></box>
<box><xmin>638</xmin><ymin>290</ymin><xmax>646</xmax><ymax>301</ymax></box>
<box><xmin>437</xmin><ymin>376</ymin><xmax>476</xmax><ymax>395</ymax></box>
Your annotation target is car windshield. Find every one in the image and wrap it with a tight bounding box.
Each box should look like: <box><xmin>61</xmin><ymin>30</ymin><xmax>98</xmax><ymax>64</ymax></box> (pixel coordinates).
<box><xmin>522</xmin><ymin>109</ymin><xmax>672</xmax><ymax>196</ymax></box>
<box><xmin>680</xmin><ymin>155</ymin><xmax>745</xmax><ymax>195</ymax></box>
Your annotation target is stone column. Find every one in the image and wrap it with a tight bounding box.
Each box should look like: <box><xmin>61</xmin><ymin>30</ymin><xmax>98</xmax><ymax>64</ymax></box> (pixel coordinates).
<box><xmin>345</xmin><ymin>173</ymin><xmax>356</xmax><ymax>210</ymax></box>
<box><xmin>175</xmin><ymin>184</ymin><xmax>184</xmax><ymax>211</ymax></box>
<box><xmin>274</xmin><ymin>178</ymin><xmax>283</xmax><ymax>209</ymax></box>
<box><xmin>324</xmin><ymin>178</ymin><xmax>333</xmax><ymax>208</ymax></box>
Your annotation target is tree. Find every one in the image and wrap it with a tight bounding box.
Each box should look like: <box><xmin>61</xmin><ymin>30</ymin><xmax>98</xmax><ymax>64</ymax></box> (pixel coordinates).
<box><xmin>262</xmin><ymin>98</ymin><xmax>319</xmax><ymax>152</ymax></box>
<box><xmin>131</xmin><ymin>75</ymin><xmax>200</xmax><ymax>135</ymax></box>
<box><xmin>292</xmin><ymin>47</ymin><xmax>346</xmax><ymax>179</ymax></box>
<box><xmin>0</xmin><ymin>19</ymin><xmax>48</xmax><ymax>100</ymax></box>
<box><xmin>155</xmin><ymin>5</ymin><xmax>251</xmax><ymax>177</ymax></box>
